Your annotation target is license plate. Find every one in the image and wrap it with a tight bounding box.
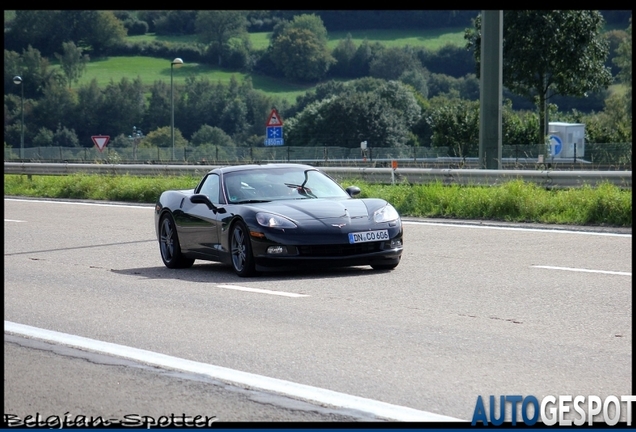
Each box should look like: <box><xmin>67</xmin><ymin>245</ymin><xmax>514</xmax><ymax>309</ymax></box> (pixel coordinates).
<box><xmin>348</xmin><ymin>229</ymin><xmax>389</xmax><ymax>244</ymax></box>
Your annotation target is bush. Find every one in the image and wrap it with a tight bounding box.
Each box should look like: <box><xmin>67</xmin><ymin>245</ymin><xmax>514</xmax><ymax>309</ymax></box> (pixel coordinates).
<box><xmin>52</xmin><ymin>125</ymin><xmax>79</xmax><ymax>147</ymax></box>
<box><xmin>33</xmin><ymin>127</ymin><xmax>55</xmax><ymax>146</ymax></box>
<box><xmin>107</xmin><ymin>40</ymin><xmax>205</xmax><ymax>62</ymax></box>
<box><xmin>124</xmin><ymin>19</ymin><xmax>149</xmax><ymax>36</ymax></box>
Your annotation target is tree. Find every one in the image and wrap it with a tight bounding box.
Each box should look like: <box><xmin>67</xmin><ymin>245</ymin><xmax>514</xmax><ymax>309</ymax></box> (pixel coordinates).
<box><xmin>286</xmin><ymin>80</ymin><xmax>349</xmax><ymax>118</ymax></box>
<box><xmin>96</xmin><ymin>77</ymin><xmax>145</xmax><ymax>142</ymax></box>
<box><xmin>465</xmin><ymin>10</ymin><xmax>613</xmax><ymax>140</ymax></box>
<box><xmin>7</xmin><ymin>46</ymin><xmax>63</xmax><ymax>99</ymax></box>
<box><xmin>55</xmin><ymin>41</ymin><xmax>90</xmax><ymax>89</ymax></box>
<box><xmin>330</xmin><ymin>33</ymin><xmax>358</xmax><ymax>78</ymax></box>
<box><xmin>4</xmin><ymin>93</ymin><xmax>32</xmax><ymax>148</ymax></box>
<box><xmin>136</xmin><ymin>11</ymin><xmax>165</xmax><ymax>33</ymax></box>
<box><xmin>285</xmin><ymin>78</ymin><xmax>421</xmax><ymax>149</ymax></box>
<box><xmin>74</xmin><ymin>79</ymin><xmax>104</xmax><ymax>146</ymax></box>
<box><xmin>613</xmin><ymin>16</ymin><xmax>632</xmax><ymax>115</ymax></box>
<box><xmin>220</xmin><ymin>98</ymin><xmax>248</xmax><ymax>137</ymax></box>
<box><xmin>154</xmin><ymin>10</ymin><xmax>197</xmax><ymax>35</ymax></box>
<box><xmin>4</xmin><ymin>49</ymin><xmax>22</xmax><ymax>95</ymax></box>
<box><xmin>32</xmin><ymin>80</ymin><xmax>78</xmax><ymax>134</ymax></box>
<box><xmin>238</xmin><ymin>77</ymin><xmax>281</xmax><ymax>139</ymax></box>
<box><xmin>369</xmin><ymin>46</ymin><xmax>420</xmax><ymax>81</ymax></box>
<box><xmin>186</xmin><ymin>126</ymin><xmax>239</xmax><ymax>161</ymax></box>
<box><xmin>32</xmin><ymin>127</ymin><xmax>55</xmax><ymax>147</ymax></box>
<box><xmin>143</xmin><ymin>126</ymin><xmax>187</xmax><ymax>148</ymax></box>
<box><xmin>4</xmin><ymin>11</ymin><xmax>65</xmax><ymax>56</ymax></box>
<box><xmin>426</xmin><ymin>96</ymin><xmax>480</xmax><ymax>158</ymax></box>
<box><xmin>195</xmin><ymin>11</ymin><xmax>247</xmax><ymax>66</ymax></box>
<box><xmin>51</xmin><ymin>124</ymin><xmax>80</xmax><ymax>147</ymax></box>
<box><xmin>177</xmin><ymin>76</ymin><xmax>223</xmax><ymax>140</ymax></box>
<box><xmin>5</xmin><ymin>10</ymin><xmax>126</xmax><ymax>57</ymax></box>
<box><xmin>78</xmin><ymin>11</ymin><xmax>127</xmax><ymax>55</ymax></box>
<box><xmin>350</xmin><ymin>40</ymin><xmax>385</xmax><ymax>78</ymax></box>
<box><xmin>604</xmin><ymin>29</ymin><xmax>628</xmax><ymax>76</ymax></box>
<box><xmin>269</xmin><ymin>14</ymin><xmax>334</xmax><ymax>82</ymax></box>
<box><xmin>398</xmin><ymin>68</ymin><xmax>429</xmax><ymax>98</ymax></box>
<box><xmin>501</xmin><ymin>100</ymin><xmax>540</xmax><ymax>145</ymax></box>
<box><xmin>427</xmin><ymin>73</ymin><xmax>461</xmax><ymax>98</ymax></box>
<box><xmin>376</xmin><ymin>80</ymin><xmax>423</xmax><ymax>128</ymax></box>
<box><xmin>270</xmin><ymin>28</ymin><xmax>334</xmax><ymax>82</ymax></box>
<box><xmin>144</xmin><ymin>80</ymin><xmax>170</xmax><ymax>133</ymax></box>
<box><xmin>580</xmin><ymin>93</ymin><xmax>632</xmax><ymax>143</ymax></box>
<box><xmin>190</xmin><ymin>125</ymin><xmax>235</xmax><ymax>147</ymax></box>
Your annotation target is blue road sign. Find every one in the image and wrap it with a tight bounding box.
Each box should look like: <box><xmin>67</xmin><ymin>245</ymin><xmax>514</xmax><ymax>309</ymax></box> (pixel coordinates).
<box><xmin>265</xmin><ymin>126</ymin><xmax>284</xmax><ymax>146</ymax></box>
<box><xmin>549</xmin><ymin>135</ymin><xmax>562</xmax><ymax>156</ymax></box>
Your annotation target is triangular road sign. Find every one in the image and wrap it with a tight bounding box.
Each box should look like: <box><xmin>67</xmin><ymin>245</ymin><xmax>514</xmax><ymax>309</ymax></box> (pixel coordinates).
<box><xmin>266</xmin><ymin>108</ymin><xmax>283</xmax><ymax>126</ymax></box>
<box><xmin>91</xmin><ymin>135</ymin><xmax>110</xmax><ymax>152</ymax></box>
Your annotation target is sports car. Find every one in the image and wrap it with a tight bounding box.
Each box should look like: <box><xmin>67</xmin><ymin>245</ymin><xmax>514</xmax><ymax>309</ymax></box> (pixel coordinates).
<box><xmin>154</xmin><ymin>163</ymin><xmax>403</xmax><ymax>277</ymax></box>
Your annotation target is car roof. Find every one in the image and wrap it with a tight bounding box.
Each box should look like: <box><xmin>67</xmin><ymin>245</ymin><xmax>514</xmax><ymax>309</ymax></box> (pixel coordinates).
<box><xmin>209</xmin><ymin>163</ymin><xmax>318</xmax><ymax>175</ymax></box>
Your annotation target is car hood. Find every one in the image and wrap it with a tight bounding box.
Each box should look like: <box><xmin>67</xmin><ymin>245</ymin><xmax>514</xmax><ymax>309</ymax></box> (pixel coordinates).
<box><xmin>254</xmin><ymin>198</ymin><xmax>382</xmax><ymax>221</ymax></box>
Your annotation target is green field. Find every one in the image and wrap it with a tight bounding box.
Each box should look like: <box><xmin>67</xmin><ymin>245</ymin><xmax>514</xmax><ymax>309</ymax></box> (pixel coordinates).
<box><xmin>327</xmin><ymin>28</ymin><xmax>467</xmax><ymax>49</ymax></box>
<box><xmin>69</xmin><ymin>27</ymin><xmax>467</xmax><ymax>105</ymax></box>
<box><xmin>127</xmin><ymin>27</ymin><xmax>468</xmax><ymax>51</ymax></box>
<box><xmin>71</xmin><ymin>56</ymin><xmax>314</xmax><ymax>104</ymax></box>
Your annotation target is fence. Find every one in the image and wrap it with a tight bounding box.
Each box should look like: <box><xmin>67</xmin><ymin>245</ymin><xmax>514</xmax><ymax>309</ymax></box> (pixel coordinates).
<box><xmin>4</xmin><ymin>162</ymin><xmax>632</xmax><ymax>189</ymax></box>
<box><xmin>3</xmin><ymin>143</ymin><xmax>632</xmax><ymax>170</ymax></box>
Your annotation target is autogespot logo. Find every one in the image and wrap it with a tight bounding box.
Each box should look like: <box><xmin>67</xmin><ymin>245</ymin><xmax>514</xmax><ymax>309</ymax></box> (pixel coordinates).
<box><xmin>471</xmin><ymin>395</ymin><xmax>635</xmax><ymax>426</ymax></box>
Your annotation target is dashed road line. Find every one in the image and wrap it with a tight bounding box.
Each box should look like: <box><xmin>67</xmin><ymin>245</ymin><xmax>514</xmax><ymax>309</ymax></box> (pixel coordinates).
<box><xmin>216</xmin><ymin>284</ymin><xmax>309</xmax><ymax>297</ymax></box>
<box><xmin>532</xmin><ymin>265</ymin><xmax>631</xmax><ymax>276</ymax></box>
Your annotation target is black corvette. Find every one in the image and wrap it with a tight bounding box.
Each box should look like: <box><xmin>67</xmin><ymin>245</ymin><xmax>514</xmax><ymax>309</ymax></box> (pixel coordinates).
<box><xmin>154</xmin><ymin>163</ymin><xmax>403</xmax><ymax>277</ymax></box>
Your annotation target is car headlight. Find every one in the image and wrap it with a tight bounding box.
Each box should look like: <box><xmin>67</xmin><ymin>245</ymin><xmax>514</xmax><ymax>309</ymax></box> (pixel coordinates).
<box><xmin>256</xmin><ymin>212</ymin><xmax>297</xmax><ymax>229</ymax></box>
<box><xmin>373</xmin><ymin>204</ymin><xmax>400</xmax><ymax>223</ymax></box>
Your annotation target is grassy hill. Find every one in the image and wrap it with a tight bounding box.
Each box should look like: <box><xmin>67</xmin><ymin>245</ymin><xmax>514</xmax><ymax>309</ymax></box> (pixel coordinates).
<box><xmin>71</xmin><ymin>56</ymin><xmax>315</xmax><ymax>105</ymax></box>
<box><xmin>48</xmin><ymin>24</ymin><xmax>628</xmax><ymax>107</ymax></box>
<box><xmin>67</xmin><ymin>28</ymin><xmax>468</xmax><ymax>105</ymax></box>
<box><xmin>127</xmin><ymin>27</ymin><xmax>468</xmax><ymax>51</ymax></box>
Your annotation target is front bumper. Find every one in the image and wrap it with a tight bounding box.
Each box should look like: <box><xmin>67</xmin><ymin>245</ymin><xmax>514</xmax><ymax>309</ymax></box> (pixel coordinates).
<box><xmin>249</xmin><ymin>230</ymin><xmax>403</xmax><ymax>270</ymax></box>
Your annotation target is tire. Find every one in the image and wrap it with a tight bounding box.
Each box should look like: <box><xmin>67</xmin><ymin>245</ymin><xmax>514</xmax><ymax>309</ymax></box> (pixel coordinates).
<box><xmin>159</xmin><ymin>213</ymin><xmax>194</xmax><ymax>269</ymax></box>
<box><xmin>230</xmin><ymin>220</ymin><xmax>257</xmax><ymax>277</ymax></box>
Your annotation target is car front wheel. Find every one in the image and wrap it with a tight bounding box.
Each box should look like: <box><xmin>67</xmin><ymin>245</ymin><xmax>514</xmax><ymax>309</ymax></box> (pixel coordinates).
<box><xmin>159</xmin><ymin>213</ymin><xmax>194</xmax><ymax>269</ymax></box>
<box><xmin>230</xmin><ymin>221</ymin><xmax>257</xmax><ymax>277</ymax></box>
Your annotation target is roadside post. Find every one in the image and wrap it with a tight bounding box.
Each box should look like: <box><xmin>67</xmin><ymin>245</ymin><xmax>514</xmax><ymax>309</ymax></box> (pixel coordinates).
<box><xmin>391</xmin><ymin>160</ymin><xmax>398</xmax><ymax>185</ymax></box>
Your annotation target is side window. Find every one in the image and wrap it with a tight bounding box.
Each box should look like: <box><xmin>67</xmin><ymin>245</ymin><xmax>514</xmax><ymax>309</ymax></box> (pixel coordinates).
<box><xmin>199</xmin><ymin>174</ymin><xmax>220</xmax><ymax>203</ymax></box>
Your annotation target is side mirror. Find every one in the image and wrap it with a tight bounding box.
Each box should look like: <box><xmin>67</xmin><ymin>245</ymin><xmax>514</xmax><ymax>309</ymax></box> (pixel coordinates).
<box><xmin>345</xmin><ymin>186</ymin><xmax>361</xmax><ymax>197</ymax></box>
<box><xmin>190</xmin><ymin>194</ymin><xmax>225</xmax><ymax>213</ymax></box>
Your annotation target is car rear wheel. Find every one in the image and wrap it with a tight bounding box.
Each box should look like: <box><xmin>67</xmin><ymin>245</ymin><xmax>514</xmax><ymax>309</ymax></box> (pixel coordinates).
<box><xmin>230</xmin><ymin>221</ymin><xmax>257</xmax><ymax>277</ymax></box>
<box><xmin>159</xmin><ymin>213</ymin><xmax>194</xmax><ymax>269</ymax></box>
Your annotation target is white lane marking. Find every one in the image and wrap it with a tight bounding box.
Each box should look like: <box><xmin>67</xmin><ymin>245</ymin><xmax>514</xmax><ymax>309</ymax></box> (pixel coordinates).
<box><xmin>6</xmin><ymin>198</ymin><xmax>630</xmax><ymax>237</ymax></box>
<box><xmin>4</xmin><ymin>321</ymin><xmax>463</xmax><ymax>422</ymax></box>
<box><xmin>217</xmin><ymin>284</ymin><xmax>309</xmax><ymax>298</ymax></box>
<box><xmin>533</xmin><ymin>265</ymin><xmax>631</xmax><ymax>276</ymax></box>
<box><xmin>4</xmin><ymin>219</ymin><xmax>26</xmax><ymax>222</ymax></box>
<box><xmin>403</xmin><ymin>221</ymin><xmax>631</xmax><ymax>237</ymax></box>
<box><xmin>4</xmin><ymin>198</ymin><xmax>152</xmax><ymax>209</ymax></box>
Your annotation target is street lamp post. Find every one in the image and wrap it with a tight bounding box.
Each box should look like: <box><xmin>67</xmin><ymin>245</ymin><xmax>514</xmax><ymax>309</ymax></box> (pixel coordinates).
<box><xmin>13</xmin><ymin>76</ymin><xmax>24</xmax><ymax>160</ymax></box>
<box><xmin>170</xmin><ymin>58</ymin><xmax>184</xmax><ymax>161</ymax></box>
<box><xmin>128</xmin><ymin>126</ymin><xmax>144</xmax><ymax>161</ymax></box>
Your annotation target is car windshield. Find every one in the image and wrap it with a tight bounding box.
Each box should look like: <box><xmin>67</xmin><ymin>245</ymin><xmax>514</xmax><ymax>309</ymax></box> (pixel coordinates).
<box><xmin>224</xmin><ymin>167</ymin><xmax>350</xmax><ymax>204</ymax></box>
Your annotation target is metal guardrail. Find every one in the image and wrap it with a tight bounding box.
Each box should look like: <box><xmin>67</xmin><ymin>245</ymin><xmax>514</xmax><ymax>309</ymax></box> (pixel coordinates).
<box><xmin>3</xmin><ymin>162</ymin><xmax>632</xmax><ymax>189</ymax></box>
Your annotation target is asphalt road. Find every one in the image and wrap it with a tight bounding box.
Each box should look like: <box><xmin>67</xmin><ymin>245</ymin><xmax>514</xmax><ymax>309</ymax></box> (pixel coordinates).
<box><xmin>3</xmin><ymin>197</ymin><xmax>632</xmax><ymax>424</ymax></box>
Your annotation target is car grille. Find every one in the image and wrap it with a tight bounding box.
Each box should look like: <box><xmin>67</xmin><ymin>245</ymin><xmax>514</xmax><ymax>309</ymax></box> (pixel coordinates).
<box><xmin>297</xmin><ymin>242</ymin><xmax>382</xmax><ymax>257</ymax></box>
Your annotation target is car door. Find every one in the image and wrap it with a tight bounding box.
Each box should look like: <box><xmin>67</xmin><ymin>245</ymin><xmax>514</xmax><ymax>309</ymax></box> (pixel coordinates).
<box><xmin>175</xmin><ymin>174</ymin><xmax>222</xmax><ymax>259</ymax></box>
